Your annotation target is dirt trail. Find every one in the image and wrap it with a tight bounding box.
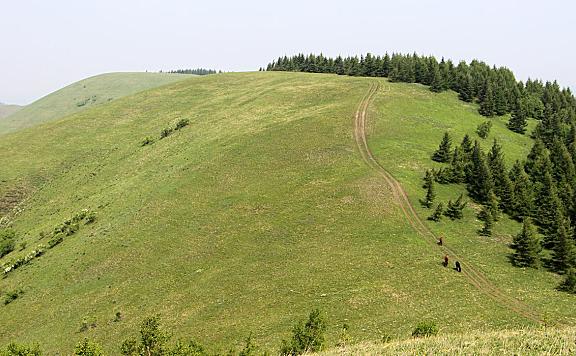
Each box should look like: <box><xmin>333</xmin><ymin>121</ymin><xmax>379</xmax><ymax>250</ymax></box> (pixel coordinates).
<box><xmin>354</xmin><ymin>82</ymin><xmax>545</xmax><ymax>325</ymax></box>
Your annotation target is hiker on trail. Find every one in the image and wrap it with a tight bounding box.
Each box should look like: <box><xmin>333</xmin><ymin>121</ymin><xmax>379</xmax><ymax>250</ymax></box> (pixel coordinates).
<box><xmin>442</xmin><ymin>255</ymin><xmax>449</xmax><ymax>267</ymax></box>
<box><xmin>438</xmin><ymin>236</ymin><xmax>443</xmax><ymax>246</ymax></box>
<box><xmin>455</xmin><ymin>261</ymin><xmax>461</xmax><ymax>272</ymax></box>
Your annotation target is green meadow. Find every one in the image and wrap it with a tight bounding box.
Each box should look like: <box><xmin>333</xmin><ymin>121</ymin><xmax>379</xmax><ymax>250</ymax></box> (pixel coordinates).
<box><xmin>0</xmin><ymin>72</ymin><xmax>574</xmax><ymax>353</ymax></box>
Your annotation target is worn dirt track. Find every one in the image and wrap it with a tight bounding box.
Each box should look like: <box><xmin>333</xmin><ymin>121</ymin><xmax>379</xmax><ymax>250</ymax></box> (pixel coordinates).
<box><xmin>353</xmin><ymin>82</ymin><xmax>545</xmax><ymax>325</ymax></box>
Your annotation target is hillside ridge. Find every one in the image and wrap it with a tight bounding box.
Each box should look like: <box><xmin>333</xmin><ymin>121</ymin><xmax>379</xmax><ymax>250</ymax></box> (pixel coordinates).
<box><xmin>0</xmin><ymin>72</ymin><xmax>194</xmax><ymax>134</ymax></box>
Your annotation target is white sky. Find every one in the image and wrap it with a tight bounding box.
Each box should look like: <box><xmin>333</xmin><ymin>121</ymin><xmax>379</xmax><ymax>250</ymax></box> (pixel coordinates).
<box><xmin>1</xmin><ymin>0</ymin><xmax>574</xmax><ymax>104</ymax></box>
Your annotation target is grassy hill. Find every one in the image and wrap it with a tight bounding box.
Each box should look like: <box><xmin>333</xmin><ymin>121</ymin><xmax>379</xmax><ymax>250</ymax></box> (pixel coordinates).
<box><xmin>0</xmin><ymin>72</ymin><xmax>574</xmax><ymax>353</ymax></box>
<box><xmin>0</xmin><ymin>104</ymin><xmax>22</xmax><ymax>120</ymax></box>
<box><xmin>0</xmin><ymin>72</ymin><xmax>194</xmax><ymax>134</ymax></box>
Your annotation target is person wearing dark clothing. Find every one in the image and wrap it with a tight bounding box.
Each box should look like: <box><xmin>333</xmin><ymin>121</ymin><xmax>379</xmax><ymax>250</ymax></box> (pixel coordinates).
<box><xmin>442</xmin><ymin>255</ymin><xmax>449</xmax><ymax>267</ymax></box>
<box><xmin>438</xmin><ymin>236</ymin><xmax>443</xmax><ymax>246</ymax></box>
<box><xmin>455</xmin><ymin>261</ymin><xmax>461</xmax><ymax>272</ymax></box>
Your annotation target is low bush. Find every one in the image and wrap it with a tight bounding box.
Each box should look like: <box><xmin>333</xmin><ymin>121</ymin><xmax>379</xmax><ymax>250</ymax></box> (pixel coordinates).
<box><xmin>4</xmin><ymin>289</ymin><xmax>23</xmax><ymax>305</ymax></box>
<box><xmin>160</xmin><ymin>127</ymin><xmax>173</xmax><ymax>139</ymax></box>
<box><xmin>141</xmin><ymin>137</ymin><xmax>154</xmax><ymax>146</ymax></box>
<box><xmin>175</xmin><ymin>118</ymin><xmax>190</xmax><ymax>130</ymax></box>
<box><xmin>0</xmin><ymin>343</ymin><xmax>42</xmax><ymax>355</ymax></box>
<box><xmin>412</xmin><ymin>321</ymin><xmax>439</xmax><ymax>338</ymax></box>
<box><xmin>280</xmin><ymin>309</ymin><xmax>326</xmax><ymax>355</ymax></box>
<box><xmin>476</xmin><ymin>121</ymin><xmax>492</xmax><ymax>139</ymax></box>
<box><xmin>47</xmin><ymin>234</ymin><xmax>64</xmax><ymax>248</ymax></box>
<box><xmin>558</xmin><ymin>268</ymin><xmax>576</xmax><ymax>294</ymax></box>
<box><xmin>0</xmin><ymin>229</ymin><xmax>17</xmax><ymax>258</ymax></box>
<box><xmin>74</xmin><ymin>338</ymin><xmax>103</xmax><ymax>356</ymax></box>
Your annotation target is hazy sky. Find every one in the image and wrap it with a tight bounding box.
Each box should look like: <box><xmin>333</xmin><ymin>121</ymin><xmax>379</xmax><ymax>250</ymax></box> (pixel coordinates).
<box><xmin>1</xmin><ymin>0</ymin><xmax>574</xmax><ymax>105</ymax></box>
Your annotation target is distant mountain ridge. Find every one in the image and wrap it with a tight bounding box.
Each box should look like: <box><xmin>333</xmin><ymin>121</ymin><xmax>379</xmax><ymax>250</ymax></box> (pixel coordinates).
<box><xmin>0</xmin><ymin>103</ymin><xmax>23</xmax><ymax>120</ymax></box>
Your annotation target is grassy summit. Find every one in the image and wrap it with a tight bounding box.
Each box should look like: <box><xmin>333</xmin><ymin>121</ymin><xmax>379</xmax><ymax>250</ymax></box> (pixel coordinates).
<box><xmin>0</xmin><ymin>72</ymin><xmax>574</xmax><ymax>353</ymax></box>
<box><xmin>0</xmin><ymin>72</ymin><xmax>194</xmax><ymax>134</ymax></box>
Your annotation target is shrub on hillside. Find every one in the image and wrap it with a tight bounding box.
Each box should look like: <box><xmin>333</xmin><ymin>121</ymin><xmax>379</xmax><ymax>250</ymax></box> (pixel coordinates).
<box><xmin>558</xmin><ymin>268</ymin><xmax>576</xmax><ymax>294</ymax></box>
<box><xmin>0</xmin><ymin>342</ymin><xmax>42</xmax><ymax>356</ymax></box>
<box><xmin>74</xmin><ymin>338</ymin><xmax>103</xmax><ymax>356</ymax></box>
<box><xmin>121</xmin><ymin>315</ymin><xmax>207</xmax><ymax>356</ymax></box>
<box><xmin>47</xmin><ymin>234</ymin><xmax>64</xmax><ymax>249</ymax></box>
<box><xmin>141</xmin><ymin>137</ymin><xmax>155</xmax><ymax>146</ymax></box>
<box><xmin>160</xmin><ymin>127</ymin><xmax>173</xmax><ymax>139</ymax></box>
<box><xmin>0</xmin><ymin>229</ymin><xmax>16</xmax><ymax>258</ymax></box>
<box><xmin>3</xmin><ymin>289</ymin><xmax>23</xmax><ymax>305</ymax></box>
<box><xmin>280</xmin><ymin>309</ymin><xmax>327</xmax><ymax>355</ymax></box>
<box><xmin>238</xmin><ymin>335</ymin><xmax>258</xmax><ymax>356</ymax></box>
<box><xmin>412</xmin><ymin>321</ymin><xmax>438</xmax><ymax>338</ymax></box>
<box><xmin>476</xmin><ymin>121</ymin><xmax>492</xmax><ymax>139</ymax></box>
<box><xmin>175</xmin><ymin>118</ymin><xmax>190</xmax><ymax>130</ymax></box>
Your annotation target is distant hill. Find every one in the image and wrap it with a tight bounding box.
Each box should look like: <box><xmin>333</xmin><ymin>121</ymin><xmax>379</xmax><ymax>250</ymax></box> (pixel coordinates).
<box><xmin>0</xmin><ymin>72</ymin><xmax>194</xmax><ymax>134</ymax></box>
<box><xmin>0</xmin><ymin>104</ymin><xmax>22</xmax><ymax>120</ymax></box>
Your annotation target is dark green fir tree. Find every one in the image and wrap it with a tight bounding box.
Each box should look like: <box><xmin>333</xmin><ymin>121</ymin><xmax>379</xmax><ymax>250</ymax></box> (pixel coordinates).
<box><xmin>551</xmin><ymin>220</ymin><xmax>576</xmax><ymax>273</ymax></box>
<box><xmin>507</xmin><ymin>101</ymin><xmax>528</xmax><ymax>134</ymax></box>
<box><xmin>432</xmin><ymin>132</ymin><xmax>452</xmax><ymax>163</ymax></box>
<box><xmin>509</xmin><ymin>160</ymin><xmax>534</xmax><ymax>220</ymax></box>
<box><xmin>420</xmin><ymin>178</ymin><xmax>436</xmax><ymax>208</ymax></box>
<box><xmin>467</xmin><ymin>141</ymin><xmax>494</xmax><ymax>203</ymax></box>
<box><xmin>479</xmin><ymin>81</ymin><xmax>496</xmax><ymax>117</ymax></box>
<box><xmin>478</xmin><ymin>205</ymin><xmax>493</xmax><ymax>236</ymax></box>
<box><xmin>428</xmin><ymin>203</ymin><xmax>444</xmax><ymax>222</ymax></box>
<box><xmin>510</xmin><ymin>218</ymin><xmax>541</xmax><ymax>268</ymax></box>
<box><xmin>558</xmin><ymin>268</ymin><xmax>576</xmax><ymax>294</ymax></box>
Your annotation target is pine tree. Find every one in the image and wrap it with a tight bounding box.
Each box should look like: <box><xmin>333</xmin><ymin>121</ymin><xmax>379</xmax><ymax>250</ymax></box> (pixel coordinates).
<box><xmin>458</xmin><ymin>73</ymin><xmax>474</xmax><ymax>102</ymax></box>
<box><xmin>524</xmin><ymin>139</ymin><xmax>550</xmax><ymax>185</ymax></box>
<box><xmin>493</xmin><ymin>82</ymin><xmax>508</xmax><ymax>116</ymax></box>
<box><xmin>449</xmin><ymin>147</ymin><xmax>467</xmax><ymax>183</ymax></box>
<box><xmin>428</xmin><ymin>203</ymin><xmax>444</xmax><ymax>222</ymax></box>
<box><xmin>460</xmin><ymin>134</ymin><xmax>474</xmax><ymax>158</ymax></box>
<box><xmin>430</xmin><ymin>65</ymin><xmax>444</xmax><ymax>93</ymax></box>
<box><xmin>479</xmin><ymin>81</ymin><xmax>497</xmax><ymax>117</ymax></box>
<box><xmin>536</xmin><ymin>171</ymin><xmax>564</xmax><ymax>241</ymax></box>
<box><xmin>509</xmin><ymin>160</ymin><xmax>534</xmax><ymax>219</ymax></box>
<box><xmin>467</xmin><ymin>141</ymin><xmax>494</xmax><ymax>203</ymax></box>
<box><xmin>433</xmin><ymin>167</ymin><xmax>452</xmax><ymax>184</ymax></box>
<box><xmin>487</xmin><ymin>190</ymin><xmax>500</xmax><ymax>221</ymax></box>
<box><xmin>422</xmin><ymin>169</ymin><xmax>434</xmax><ymax>189</ymax></box>
<box><xmin>510</xmin><ymin>218</ymin><xmax>541</xmax><ymax>268</ymax></box>
<box><xmin>420</xmin><ymin>178</ymin><xmax>436</xmax><ymax>208</ymax></box>
<box><xmin>507</xmin><ymin>101</ymin><xmax>528</xmax><ymax>134</ymax></box>
<box><xmin>432</xmin><ymin>132</ymin><xmax>452</xmax><ymax>163</ymax></box>
<box><xmin>550</xmin><ymin>138</ymin><xmax>576</xmax><ymax>188</ymax></box>
<box><xmin>488</xmin><ymin>139</ymin><xmax>514</xmax><ymax>213</ymax></box>
<box><xmin>444</xmin><ymin>194</ymin><xmax>466</xmax><ymax>220</ymax></box>
<box><xmin>478</xmin><ymin>206</ymin><xmax>493</xmax><ymax>236</ymax></box>
<box><xmin>558</xmin><ymin>268</ymin><xmax>576</xmax><ymax>293</ymax></box>
<box><xmin>551</xmin><ymin>219</ymin><xmax>576</xmax><ymax>273</ymax></box>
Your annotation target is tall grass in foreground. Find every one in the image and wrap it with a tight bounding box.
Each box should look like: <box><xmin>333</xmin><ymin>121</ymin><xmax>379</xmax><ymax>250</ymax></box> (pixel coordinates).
<box><xmin>316</xmin><ymin>326</ymin><xmax>576</xmax><ymax>355</ymax></box>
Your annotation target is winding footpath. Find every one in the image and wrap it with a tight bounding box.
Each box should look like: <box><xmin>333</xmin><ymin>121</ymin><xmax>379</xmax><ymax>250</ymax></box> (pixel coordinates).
<box><xmin>354</xmin><ymin>82</ymin><xmax>545</xmax><ymax>325</ymax></box>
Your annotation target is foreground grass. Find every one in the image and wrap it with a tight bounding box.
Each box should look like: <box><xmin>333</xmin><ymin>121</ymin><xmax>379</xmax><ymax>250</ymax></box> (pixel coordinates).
<box><xmin>317</xmin><ymin>326</ymin><xmax>576</xmax><ymax>355</ymax></box>
<box><xmin>0</xmin><ymin>72</ymin><xmax>194</xmax><ymax>134</ymax></box>
<box><xmin>0</xmin><ymin>73</ymin><xmax>573</xmax><ymax>353</ymax></box>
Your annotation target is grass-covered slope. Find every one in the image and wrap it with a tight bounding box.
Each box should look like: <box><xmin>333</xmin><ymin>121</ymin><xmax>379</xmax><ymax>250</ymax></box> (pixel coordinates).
<box><xmin>368</xmin><ymin>81</ymin><xmax>576</xmax><ymax>324</ymax></box>
<box><xmin>0</xmin><ymin>72</ymin><xmax>193</xmax><ymax>134</ymax></box>
<box><xmin>0</xmin><ymin>104</ymin><xmax>22</xmax><ymax>120</ymax></box>
<box><xmin>0</xmin><ymin>73</ymin><xmax>574</xmax><ymax>353</ymax></box>
<box><xmin>318</xmin><ymin>326</ymin><xmax>576</xmax><ymax>355</ymax></box>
